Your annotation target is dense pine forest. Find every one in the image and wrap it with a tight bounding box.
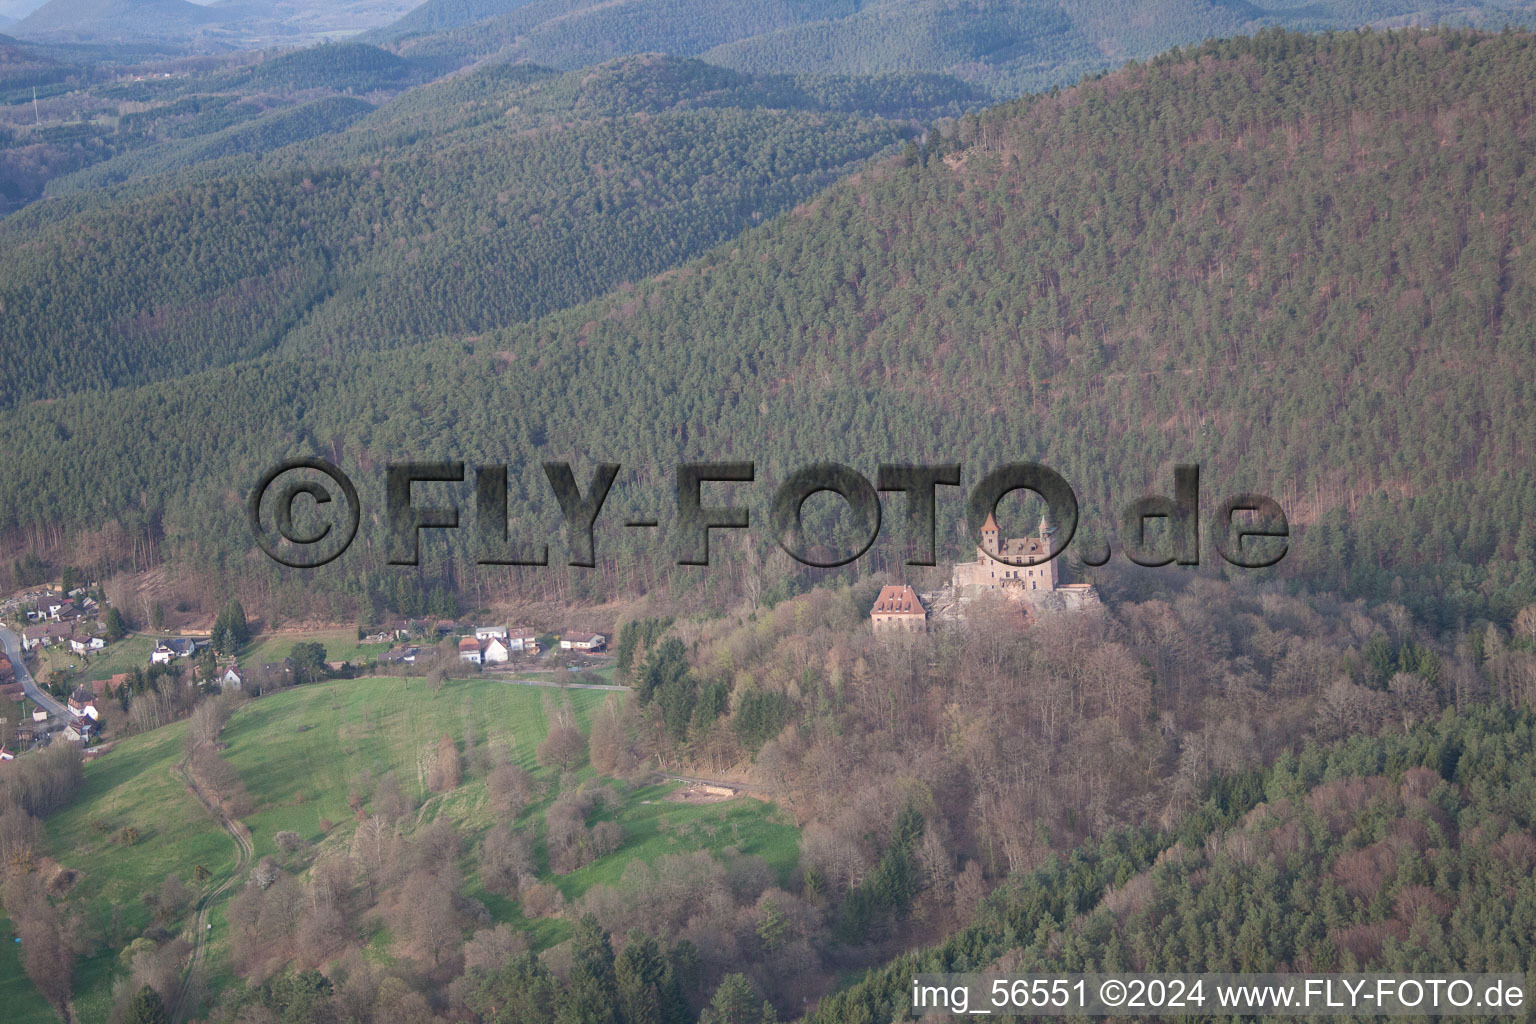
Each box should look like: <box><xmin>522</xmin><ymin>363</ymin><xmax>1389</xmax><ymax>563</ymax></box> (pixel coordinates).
<box><xmin>1</xmin><ymin>29</ymin><xmax>1532</xmax><ymax>631</ymax></box>
<box><xmin>0</xmin><ymin>56</ymin><xmax>937</xmax><ymax>405</ymax></box>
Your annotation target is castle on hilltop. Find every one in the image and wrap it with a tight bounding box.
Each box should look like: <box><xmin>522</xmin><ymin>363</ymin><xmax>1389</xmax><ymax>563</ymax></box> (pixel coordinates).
<box><xmin>944</xmin><ymin>512</ymin><xmax>1098</xmax><ymax>618</ymax></box>
<box><xmin>951</xmin><ymin>512</ymin><xmax>1061</xmax><ymax>593</ymax></box>
<box><xmin>870</xmin><ymin>513</ymin><xmax>1098</xmax><ymax>633</ymax></box>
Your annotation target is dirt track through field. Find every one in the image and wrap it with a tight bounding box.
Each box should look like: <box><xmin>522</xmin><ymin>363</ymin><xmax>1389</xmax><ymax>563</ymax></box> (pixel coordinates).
<box><xmin>168</xmin><ymin>756</ymin><xmax>254</xmax><ymax>1024</ymax></box>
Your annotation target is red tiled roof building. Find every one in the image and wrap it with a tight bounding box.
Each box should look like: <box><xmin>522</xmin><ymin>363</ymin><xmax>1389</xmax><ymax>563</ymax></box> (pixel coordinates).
<box><xmin>870</xmin><ymin>584</ymin><xmax>928</xmax><ymax>632</ymax></box>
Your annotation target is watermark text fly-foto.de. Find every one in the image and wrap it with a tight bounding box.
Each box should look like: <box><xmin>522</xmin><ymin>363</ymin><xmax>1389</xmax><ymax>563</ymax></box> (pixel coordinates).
<box><xmin>910</xmin><ymin>974</ymin><xmax>1526</xmax><ymax>1016</ymax></box>
<box><xmin>247</xmin><ymin>459</ymin><xmax>1288</xmax><ymax>572</ymax></box>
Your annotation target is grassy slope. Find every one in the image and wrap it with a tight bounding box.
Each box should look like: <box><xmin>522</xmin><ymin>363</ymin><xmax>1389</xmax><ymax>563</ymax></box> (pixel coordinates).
<box><xmin>0</xmin><ymin>915</ymin><xmax>58</xmax><ymax>1024</ymax></box>
<box><xmin>39</xmin><ymin>717</ymin><xmax>232</xmax><ymax>1023</ymax></box>
<box><xmin>0</xmin><ymin>675</ymin><xmax>799</xmax><ymax>1015</ymax></box>
<box><xmin>219</xmin><ymin>674</ymin><xmax>602</xmax><ymax>862</ymax></box>
<box><xmin>220</xmin><ymin>672</ymin><xmax>798</xmax><ymax>906</ymax></box>
<box><xmin>238</xmin><ymin>629</ymin><xmax>390</xmax><ymax>667</ymax></box>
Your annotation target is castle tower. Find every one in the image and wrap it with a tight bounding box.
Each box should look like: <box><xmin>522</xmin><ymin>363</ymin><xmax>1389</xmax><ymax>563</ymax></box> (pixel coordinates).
<box><xmin>1038</xmin><ymin>515</ymin><xmax>1058</xmax><ymax>588</ymax></box>
<box><xmin>981</xmin><ymin>511</ymin><xmax>1000</xmax><ymax>557</ymax></box>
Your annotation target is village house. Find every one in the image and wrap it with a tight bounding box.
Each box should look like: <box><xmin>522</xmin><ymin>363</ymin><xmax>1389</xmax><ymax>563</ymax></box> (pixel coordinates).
<box><xmin>459</xmin><ymin>636</ymin><xmax>484</xmax><ymax>664</ymax></box>
<box><xmin>220</xmin><ymin>665</ymin><xmax>246</xmax><ymax>690</ymax></box>
<box><xmin>69</xmin><ymin>634</ymin><xmax>107</xmax><ymax>654</ymax></box>
<box><xmin>869</xmin><ymin>584</ymin><xmax>929</xmax><ymax>633</ymax></box>
<box><xmin>390</xmin><ymin>617</ymin><xmax>430</xmax><ymax>639</ymax></box>
<box><xmin>560</xmin><ymin>631</ymin><xmax>606</xmax><ymax>653</ymax></box>
<box><xmin>151</xmin><ymin>637</ymin><xmax>199</xmax><ymax>663</ymax></box>
<box><xmin>91</xmin><ymin>674</ymin><xmax>129</xmax><ymax>703</ymax></box>
<box><xmin>0</xmin><ymin>654</ymin><xmax>13</xmax><ymax>683</ymax></box>
<box><xmin>474</xmin><ymin>625</ymin><xmax>509</xmax><ymax>641</ymax></box>
<box><xmin>62</xmin><ymin>718</ymin><xmax>98</xmax><ymax>744</ymax></box>
<box><xmin>379</xmin><ymin>645</ymin><xmax>421</xmax><ymax>665</ymax></box>
<box><xmin>68</xmin><ymin>685</ymin><xmax>96</xmax><ymax>717</ymax></box>
<box><xmin>483</xmin><ymin>637</ymin><xmax>511</xmax><ymax>664</ymax></box>
<box><xmin>507</xmin><ymin>629</ymin><xmax>539</xmax><ymax>653</ymax></box>
<box><xmin>21</xmin><ymin>622</ymin><xmax>72</xmax><ymax>650</ymax></box>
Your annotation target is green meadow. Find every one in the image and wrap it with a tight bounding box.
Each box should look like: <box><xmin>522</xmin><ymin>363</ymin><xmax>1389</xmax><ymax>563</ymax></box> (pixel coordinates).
<box><xmin>0</xmin><ymin>915</ymin><xmax>59</xmax><ymax>1024</ymax></box>
<box><xmin>238</xmin><ymin>629</ymin><xmax>392</xmax><ymax>666</ymax></box>
<box><xmin>35</xmin><ymin>634</ymin><xmax>154</xmax><ymax>688</ymax></box>
<box><xmin>7</xmin><ymin>715</ymin><xmax>232</xmax><ymax>1023</ymax></box>
<box><xmin>1</xmin><ymin>675</ymin><xmax>798</xmax><ymax>1019</ymax></box>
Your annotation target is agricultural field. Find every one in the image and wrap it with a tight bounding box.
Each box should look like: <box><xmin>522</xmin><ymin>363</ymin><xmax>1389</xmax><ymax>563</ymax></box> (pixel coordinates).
<box><xmin>238</xmin><ymin>628</ymin><xmax>392</xmax><ymax>666</ymax></box>
<box><xmin>1</xmin><ymin>674</ymin><xmax>798</xmax><ymax>1018</ymax></box>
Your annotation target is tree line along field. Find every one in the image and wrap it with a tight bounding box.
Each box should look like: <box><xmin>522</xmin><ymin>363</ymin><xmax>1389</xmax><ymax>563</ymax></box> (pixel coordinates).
<box><xmin>0</xmin><ymin>675</ymin><xmax>798</xmax><ymax>1020</ymax></box>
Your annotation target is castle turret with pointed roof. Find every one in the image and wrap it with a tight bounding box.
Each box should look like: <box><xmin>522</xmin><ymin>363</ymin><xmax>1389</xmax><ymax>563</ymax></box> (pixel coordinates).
<box><xmin>952</xmin><ymin>513</ymin><xmax>1060</xmax><ymax>594</ymax></box>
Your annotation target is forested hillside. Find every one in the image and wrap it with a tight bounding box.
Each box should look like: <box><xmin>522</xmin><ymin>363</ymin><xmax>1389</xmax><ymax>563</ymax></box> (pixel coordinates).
<box><xmin>0</xmin><ymin>56</ymin><xmax>921</xmax><ymax>405</ymax></box>
<box><xmin>811</xmin><ymin>703</ymin><xmax>1536</xmax><ymax>1023</ymax></box>
<box><xmin>11</xmin><ymin>552</ymin><xmax>1536</xmax><ymax>1020</ymax></box>
<box><xmin>226</xmin><ymin>41</ymin><xmax>421</xmax><ymax>93</ymax></box>
<box><xmin>378</xmin><ymin>0</ymin><xmax>1536</xmax><ymax>95</ymax></box>
<box><xmin>39</xmin><ymin>95</ymin><xmax>376</xmax><ymax>195</ymax></box>
<box><xmin>0</xmin><ymin>30</ymin><xmax>1529</xmax><ymax>629</ymax></box>
<box><xmin>0</xmin><ymin>39</ymin><xmax>415</xmax><ymax>214</ymax></box>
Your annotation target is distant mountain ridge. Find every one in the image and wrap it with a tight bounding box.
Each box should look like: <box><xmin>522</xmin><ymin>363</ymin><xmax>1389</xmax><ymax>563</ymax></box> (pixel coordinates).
<box><xmin>376</xmin><ymin>0</ymin><xmax>1536</xmax><ymax>96</ymax></box>
<box><xmin>9</xmin><ymin>0</ymin><xmax>415</xmax><ymax>48</ymax></box>
<box><xmin>12</xmin><ymin>0</ymin><xmax>228</xmax><ymax>40</ymax></box>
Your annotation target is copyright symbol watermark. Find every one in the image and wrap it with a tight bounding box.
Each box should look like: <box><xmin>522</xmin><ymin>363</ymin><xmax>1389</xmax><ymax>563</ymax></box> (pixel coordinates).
<box><xmin>246</xmin><ymin>458</ymin><xmax>360</xmax><ymax>568</ymax></box>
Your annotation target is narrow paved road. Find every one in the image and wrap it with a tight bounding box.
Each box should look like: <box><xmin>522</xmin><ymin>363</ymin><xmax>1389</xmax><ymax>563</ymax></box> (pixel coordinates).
<box><xmin>0</xmin><ymin>622</ymin><xmax>66</xmax><ymax>718</ymax></box>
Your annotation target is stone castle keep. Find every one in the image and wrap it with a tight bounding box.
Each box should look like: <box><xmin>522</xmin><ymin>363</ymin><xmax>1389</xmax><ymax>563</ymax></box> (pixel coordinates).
<box><xmin>871</xmin><ymin>513</ymin><xmax>1098</xmax><ymax>632</ymax></box>
<box><xmin>951</xmin><ymin>511</ymin><xmax>1061</xmax><ymax>593</ymax></box>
